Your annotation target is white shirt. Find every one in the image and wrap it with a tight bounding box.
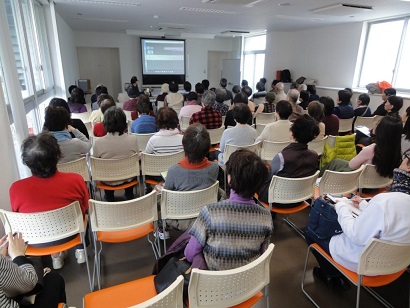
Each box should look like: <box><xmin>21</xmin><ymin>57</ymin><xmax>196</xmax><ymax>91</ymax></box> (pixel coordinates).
<box><xmin>256</xmin><ymin>119</ymin><xmax>292</xmax><ymax>143</ymax></box>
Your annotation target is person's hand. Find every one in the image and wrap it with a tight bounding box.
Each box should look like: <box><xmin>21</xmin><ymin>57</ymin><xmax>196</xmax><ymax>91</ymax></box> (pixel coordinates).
<box><xmin>351</xmin><ymin>195</ymin><xmax>362</xmax><ymax>208</ymax></box>
<box><xmin>399</xmin><ymin>157</ymin><xmax>410</xmax><ymax>173</ymax></box>
<box><xmin>67</xmin><ymin>125</ymin><xmax>75</xmax><ymax>132</ymax></box>
<box><xmin>0</xmin><ymin>235</ymin><xmax>8</xmax><ymax>256</ymax></box>
<box><xmin>7</xmin><ymin>232</ymin><xmax>26</xmax><ymax>260</ymax></box>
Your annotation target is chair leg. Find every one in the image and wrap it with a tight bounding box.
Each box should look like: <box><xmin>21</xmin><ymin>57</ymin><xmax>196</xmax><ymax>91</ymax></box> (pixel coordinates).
<box><xmin>356</xmin><ymin>275</ymin><xmax>362</xmax><ymax>308</ymax></box>
<box><xmin>81</xmin><ymin>233</ymin><xmax>93</xmax><ymax>292</ymax></box>
<box><xmin>282</xmin><ymin>215</ymin><xmax>305</xmax><ymax>239</ymax></box>
<box><xmin>301</xmin><ymin>245</ymin><xmax>320</xmax><ymax>308</ymax></box>
<box><xmin>162</xmin><ymin>219</ymin><xmax>167</xmax><ymax>253</ymax></box>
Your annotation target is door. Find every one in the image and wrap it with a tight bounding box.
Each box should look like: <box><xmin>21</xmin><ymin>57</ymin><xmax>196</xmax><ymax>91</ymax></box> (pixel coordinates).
<box><xmin>222</xmin><ymin>59</ymin><xmax>241</xmax><ymax>91</ymax></box>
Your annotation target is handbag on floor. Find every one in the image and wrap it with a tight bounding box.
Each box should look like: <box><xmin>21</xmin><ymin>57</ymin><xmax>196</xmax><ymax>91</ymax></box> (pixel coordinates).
<box><xmin>307</xmin><ymin>197</ymin><xmax>343</xmax><ymax>239</ymax></box>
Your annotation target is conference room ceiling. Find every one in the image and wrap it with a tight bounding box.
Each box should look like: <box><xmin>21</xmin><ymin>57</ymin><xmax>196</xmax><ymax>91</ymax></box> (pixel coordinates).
<box><xmin>54</xmin><ymin>0</ymin><xmax>410</xmax><ymax>37</ymax></box>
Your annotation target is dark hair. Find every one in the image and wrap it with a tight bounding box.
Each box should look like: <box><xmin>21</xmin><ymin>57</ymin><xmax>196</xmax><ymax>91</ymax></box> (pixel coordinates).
<box><xmin>338</xmin><ymin>90</ymin><xmax>351</xmax><ymax>105</ymax></box>
<box><xmin>233</xmin><ymin>92</ymin><xmax>248</xmax><ymax>105</ymax></box>
<box><xmin>187</xmin><ymin>91</ymin><xmax>198</xmax><ymax>101</ymax></box>
<box><xmin>260</xmin><ymin>77</ymin><xmax>267</xmax><ymax>84</ymax></box>
<box><xmin>265</xmin><ymin>92</ymin><xmax>276</xmax><ymax>104</ymax></box>
<box><xmin>21</xmin><ymin>132</ymin><xmax>61</xmax><ymax>178</ymax></box>
<box><xmin>156</xmin><ymin>107</ymin><xmax>179</xmax><ymax>130</ymax></box>
<box><xmin>136</xmin><ymin>95</ymin><xmax>150</xmax><ymax>114</ymax></box>
<box><xmin>220</xmin><ymin>78</ymin><xmax>227</xmax><ymax>88</ymax></box>
<box><xmin>232</xmin><ymin>103</ymin><xmax>252</xmax><ymax>124</ymax></box>
<box><xmin>44</xmin><ymin>106</ymin><xmax>71</xmax><ymax>131</ymax></box>
<box><xmin>215</xmin><ymin>88</ymin><xmax>227</xmax><ymax>104</ymax></box>
<box><xmin>373</xmin><ymin>115</ymin><xmax>402</xmax><ymax>177</ymax></box>
<box><xmin>344</xmin><ymin>88</ymin><xmax>353</xmax><ymax>97</ymax></box>
<box><xmin>256</xmin><ymin>82</ymin><xmax>265</xmax><ymax>92</ymax></box>
<box><xmin>404</xmin><ymin>106</ymin><xmax>410</xmax><ymax>140</ymax></box>
<box><xmin>241</xmin><ymin>79</ymin><xmax>248</xmax><ymax>87</ymax></box>
<box><xmin>49</xmin><ymin>98</ymin><xmax>70</xmax><ymax>114</ymax></box>
<box><xmin>202</xmin><ymin>79</ymin><xmax>210</xmax><ymax>90</ymax></box>
<box><xmin>299</xmin><ymin>90</ymin><xmax>309</xmax><ymax>102</ymax></box>
<box><xmin>68</xmin><ymin>85</ymin><xmax>77</xmax><ymax>95</ymax></box>
<box><xmin>95</xmin><ymin>86</ymin><xmax>108</xmax><ymax>97</ymax></box>
<box><xmin>271</xmin><ymin>80</ymin><xmax>279</xmax><ymax>87</ymax></box>
<box><xmin>307</xmin><ymin>84</ymin><xmax>316</xmax><ymax>95</ymax></box>
<box><xmin>319</xmin><ymin>96</ymin><xmax>335</xmax><ymax>116</ymax></box>
<box><xmin>195</xmin><ymin>82</ymin><xmax>204</xmax><ymax>94</ymax></box>
<box><xmin>358</xmin><ymin>93</ymin><xmax>370</xmax><ymax>106</ymax></box>
<box><xmin>100</xmin><ymin>98</ymin><xmax>116</xmax><ymax>114</ymax></box>
<box><xmin>384</xmin><ymin>88</ymin><xmax>396</xmax><ymax>96</ymax></box>
<box><xmin>276</xmin><ymin>100</ymin><xmax>292</xmax><ymax>119</ymax></box>
<box><xmin>387</xmin><ymin>96</ymin><xmax>403</xmax><ymax>113</ymax></box>
<box><xmin>169</xmin><ymin>82</ymin><xmax>179</xmax><ymax>93</ymax></box>
<box><xmin>232</xmin><ymin>85</ymin><xmax>241</xmax><ymax>94</ymax></box>
<box><xmin>103</xmin><ymin>106</ymin><xmax>127</xmax><ymax>134</ymax></box>
<box><xmin>70</xmin><ymin>87</ymin><xmax>86</xmax><ymax>105</ymax></box>
<box><xmin>225</xmin><ymin>149</ymin><xmax>267</xmax><ymax>199</ymax></box>
<box><xmin>290</xmin><ymin>82</ymin><xmax>298</xmax><ymax>89</ymax></box>
<box><xmin>242</xmin><ymin>86</ymin><xmax>252</xmax><ymax>97</ymax></box>
<box><xmin>183</xmin><ymin>81</ymin><xmax>191</xmax><ymax>92</ymax></box>
<box><xmin>97</xmin><ymin>94</ymin><xmax>114</xmax><ymax>107</ymax></box>
<box><xmin>182</xmin><ymin>124</ymin><xmax>210</xmax><ymax>163</ymax></box>
<box><xmin>290</xmin><ymin>114</ymin><xmax>319</xmax><ymax>144</ymax></box>
<box><xmin>307</xmin><ymin>101</ymin><xmax>324</xmax><ymax>122</ymax></box>
<box><xmin>130</xmin><ymin>76</ymin><xmax>138</xmax><ymax>84</ymax></box>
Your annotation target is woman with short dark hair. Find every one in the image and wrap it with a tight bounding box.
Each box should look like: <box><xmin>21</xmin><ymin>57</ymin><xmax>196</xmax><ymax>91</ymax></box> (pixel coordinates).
<box><xmin>68</xmin><ymin>87</ymin><xmax>87</xmax><ymax>113</ymax></box>
<box><xmin>307</xmin><ymin>101</ymin><xmax>325</xmax><ymax>140</ymax></box>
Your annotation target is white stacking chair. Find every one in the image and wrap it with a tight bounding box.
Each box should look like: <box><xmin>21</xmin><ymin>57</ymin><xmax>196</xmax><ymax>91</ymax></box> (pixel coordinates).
<box><xmin>223</xmin><ymin>99</ymin><xmax>232</xmax><ymax>108</ymax></box>
<box><xmin>179</xmin><ymin>116</ymin><xmax>190</xmax><ymax>131</ymax></box>
<box><xmin>188</xmin><ymin>243</ymin><xmax>274</xmax><ymax>308</ymax></box>
<box><xmin>57</xmin><ymin>156</ymin><xmax>93</xmax><ymax>198</ymax></box>
<box><xmin>308</xmin><ymin>136</ymin><xmax>328</xmax><ymax>156</ymax></box>
<box><xmin>256</xmin><ymin>124</ymin><xmax>266</xmax><ymax>137</ymax></box>
<box><xmin>208</xmin><ymin>126</ymin><xmax>225</xmax><ymax>145</ymax></box>
<box><xmin>338</xmin><ymin>117</ymin><xmax>354</xmax><ymax>134</ymax></box>
<box><xmin>252</xmin><ymin>97</ymin><xmax>265</xmax><ymax>106</ymax></box>
<box><xmin>260</xmin><ymin>140</ymin><xmax>292</xmax><ymax>162</ymax></box>
<box><xmin>318</xmin><ymin>165</ymin><xmax>365</xmax><ymax>196</ymax></box>
<box><xmin>160</xmin><ymin>181</ymin><xmax>219</xmax><ymax>251</ymax></box>
<box><xmin>354</xmin><ymin>116</ymin><xmax>377</xmax><ymax>130</ymax></box>
<box><xmin>358</xmin><ymin>164</ymin><xmax>393</xmax><ymax>196</ymax></box>
<box><xmin>71</xmin><ymin>111</ymin><xmax>91</xmax><ymax>123</ymax></box>
<box><xmin>132</xmin><ymin>133</ymin><xmax>155</xmax><ymax>152</ymax></box>
<box><xmin>256</xmin><ymin>112</ymin><xmax>276</xmax><ymax>125</ymax></box>
<box><xmin>157</xmin><ymin>101</ymin><xmax>165</xmax><ymax>109</ymax></box>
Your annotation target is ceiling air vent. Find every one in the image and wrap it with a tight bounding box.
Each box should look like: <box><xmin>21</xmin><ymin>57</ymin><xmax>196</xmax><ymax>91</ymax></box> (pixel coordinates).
<box><xmin>311</xmin><ymin>3</ymin><xmax>373</xmax><ymax>16</ymax></box>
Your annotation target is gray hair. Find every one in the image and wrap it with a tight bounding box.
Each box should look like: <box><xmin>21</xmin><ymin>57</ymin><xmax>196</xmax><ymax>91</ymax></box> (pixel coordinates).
<box><xmin>298</xmin><ymin>84</ymin><xmax>307</xmax><ymax>91</ymax></box>
<box><xmin>202</xmin><ymin>90</ymin><xmax>216</xmax><ymax>107</ymax></box>
<box><xmin>287</xmin><ymin>89</ymin><xmax>300</xmax><ymax>104</ymax></box>
<box><xmin>276</xmin><ymin>82</ymin><xmax>284</xmax><ymax>91</ymax></box>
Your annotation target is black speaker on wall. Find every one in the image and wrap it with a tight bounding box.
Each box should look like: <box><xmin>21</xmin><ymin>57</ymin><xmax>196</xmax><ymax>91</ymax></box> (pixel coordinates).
<box><xmin>78</xmin><ymin>79</ymin><xmax>91</xmax><ymax>94</ymax></box>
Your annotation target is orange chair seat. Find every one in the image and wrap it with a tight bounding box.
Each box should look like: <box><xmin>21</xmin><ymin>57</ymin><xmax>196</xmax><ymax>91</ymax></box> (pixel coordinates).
<box><xmin>97</xmin><ymin>180</ymin><xmax>138</xmax><ymax>191</ymax></box>
<box><xmin>260</xmin><ymin>200</ymin><xmax>310</xmax><ymax>214</ymax></box>
<box><xmin>26</xmin><ymin>234</ymin><xmax>82</xmax><ymax>256</ymax></box>
<box><xmin>145</xmin><ymin>178</ymin><xmax>160</xmax><ymax>185</ymax></box>
<box><xmin>97</xmin><ymin>223</ymin><xmax>154</xmax><ymax>243</ymax></box>
<box><xmin>360</xmin><ymin>187</ymin><xmax>390</xmax><ymax>198</ymax></box>
<box><xmin>84</xmin><ymin>275</ymin><xmax>157</xmax><ymax>307</ymax></box>
<box><xmin>230</xmin><ymin>291</ymin><xmax>263</xmax><ymax>308</ymax></box>
<box><xmin>311</xmin><ymin>243</ymin><xmax>406</xmax><ymax>287</ymax></box>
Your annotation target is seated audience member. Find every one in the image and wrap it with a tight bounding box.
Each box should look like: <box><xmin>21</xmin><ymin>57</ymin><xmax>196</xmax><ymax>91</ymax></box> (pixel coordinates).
<box><xmin>218</xmin><ymin>103</ymin><xmax>257</xmax><ymax>166</ymax></box>
<box><xmin>224</xmin><ymin>92</ymin><xmax>253</xmax><ymax>128</ymax></box>
<box><xmin>195</xmin><ymin>82</ymin><xmax>204</xmax><ymax>105</ymax></box>
<box><xmin>372</xmin><ymin>87</ymin><xmax>396</xmax><ymax>116</ymax></box>
<box><xmin>145</xmin><ymin>107</ymin><xmax>183</xmax><ymax>154</ymax></box>
<box><xmin>231</xmin><ymin>84</ymin><xmax>241</xmax><ymax>95</ymax></box>
<box><xmin>402</xmin><ymin>107</ymin><xmax>410</xmax><ymax>153</ymax></box>
<box><xmin>287</xmin><ymin>89</ymin><xmax>304</xmax><ymax>122</ymax></box>
<box><xmin>220</xmin><ymin>78</ymin><xmax>233</xmax><ymax>101</ymax></box>
<box><xmin>131</xmin><ymin>95</ymin><xmax>157</xmax><ymax>134</ymax></box>
<box><xmin>384</xmin><ymin>95</ymin><xmax>403</xmax><ymax>116</ymax></box>
<box><xmin>67</xmin><ymin>84</ymin><xmax>77</xmax><ymax>101</ymax></box>
<box><xmin>68</xmin><ymin>87</ymin><xmax>87</xmax><ymax>113</ymax></box>
<box><xmin>243</xmin><ymin>85</ymin><xmax>264</xmax><ymax>117</ymax></box>
<box><xmin>0</xmin><ymin>232</ymin><xmax>67</xmax><ymax>307</ymax></box>
<box><xmin>182</xmin><ymin>81</ymin><xmax>192</xmax><ymax>101</ymax></box>
<box><xmin>305</xmin><ymin>160</ymin><xmax>410</xmax><ymax>286</ymax></box>
<box><xmin>307</xmin><ymin>84</ymin><xmax>319</xmax><ymax>102</ymax></box>
<box><xmin>93</xmin><ymin>107</ymin><xmax>138</xmax><ymax>201</ymax></box>
<box><xmin>91</xmin><ymin>85</ymin><xmax>108</xmax><ymax>110</ymax></box>
<box><xmin>122</xmin><ymin>96</ymin><xmax>138</xmax><ymax>112</ymax></box>
<box><xmin>298</xmin><ymin>90</ymin><xmax>310</xmax><ymax>110</ymax></box>
<box><xmin>252</xmin><ymin>80</ymin><xmax>267</xmax><ymax>100</ymax></box>
<box><xmin>44</xmin><ymin>107</ymin><xmax>91</xmax><ymax>164</ymax></box>
<box><xmin>93</xmin><ymin>98</ymin><xmax>116</xmax><ymax>137</ymax></box>
<box><xmin>155</xmin><ymin>83</ymin><xmax>169</xmax><ymax>107</ymax></box>
<box><xmin>320</xmin><ymin>96</ymin><xmax>339</xmax><ymax>136</ymax></box>
<box><xmin>307</xmin><ymin>101</ymin><xmax>325</xmax><ymax>140</ymax></box>
<box><xmin>212</xmin><ymin>88</ymin><xmax>229</xmax><ymax>116</ymax></box>
<box><xmin>241</xmin><ymin>79</ymin><xmax>248</xmax><ymax>87</ymax></box>
<box><xmin>164</xmin><ymin>82</ymin><xmax>184</xmax><ymax>111</ymax></box>
<box><xmin>354</xmin><ymin>93</ymin><xmax>371</xmax><ymax>117</ymax></box>
<box><xmin>189</xmin><ymin>90</ymin><xmax>222</xmax><ymax>129</ymax></box>
<box><xmin>269</xmin><ymin>80</ymin><xmax>279</xmax><ymax>93</ymax></box>
<box><xmin>333</xmin><ymin>90</ymin><xmax>354</xmax><ymax>119</ymax></box>
<box><xmin>258</xmin><ymin>115</ymin><xmax>319</xmax><ymax>204</ymax></box>
<box><xmin>48</xmin><ymin>98</ymin><xmax>89</xmax><ymax>139</ymax></box>
<box><xmin>185</xmin><ymin>149</ymin><xmax>273</xmax><ymax>270</ymax></box>
<box><xmin>297</xmin><ymin>83</ymin><xmax>307</xmax><ymax>92</ymax></box>
<box><xmin>89</xmin><ymin>94</ymin><xmax>114</xmax><ymax>124</ymax></box>
<box><xmin>126</xmin><ymin>76</ymin><xmax>141</xmax><ymax>98</ymax></box>
<box><xmin>321</xmin><ymin>115</ymin><xmax>402</xmax><ymax>178</ymax></box>
<box><xmin>256</xmin><ymin>100</ymin><xmax>293</xmax><ymax>143</ymax></box>
<box><xmin>10</xmin><ymin>132</ymin><xmax>89</xmax><ymax>268</ymax></box>
<box><xmin>274</xmin><ymin>82</ymin><xmax>287</xmax><ymax>103</ymax></box>
<box><xmin>202</xmin><ymin>79</ymin><xmax>210</xmax><ymax>91</ymax></box>
<box><xmin>262</xmin><ymin>91</ymin><xmax>276</xmax><ymax>113</ymax></box>
<box><xmin>179</xmin><ymin>92</ymin><xmax>202</xmax><ymax>120</ymax></box>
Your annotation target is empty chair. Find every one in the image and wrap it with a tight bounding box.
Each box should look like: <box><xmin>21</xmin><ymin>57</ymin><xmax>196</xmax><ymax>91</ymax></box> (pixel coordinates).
<box><xmin>132</xmin><ymin>133</ymin><xmax>156</xmax><ymax>152</ymax></box>
<box><xmin>223</xmin><ymin>142</ymin><xmax>261</xmax><ymax>165</ymax></box>
<box><xmin>317</xmin><ymin>165</ymin><xmax>365</xmax><ymax>197</ymax></box>
<box><xmin>354</xmin><ymin>116</ymin><xmax>376</xmax><ymax>130</ymax></box>
<box><xmin>338</xmin><ymin>118</ymin><xmax>354</xmax><ymax>134</ymax></box>
<box><xmin>179</xmin><ymin>116</ymin><xmax>190</xmax><ymax>131</ymax></box>
<box><xmin>308</xmin><ymin>136</ymin><xmax>328</xmax><ymax>156</ymax></box>
<box><xmin>208</xmin><ymin>126</ymin><xmax>225</xmax><ymax>146</ymax></box>
<box><xmin>188</xmin><ymin>243</ymin><xmax>274</xmax><ymax>308</ymax></box>
<box><xmin>260</xmin><ymin>140</ymin><xmax>291</xmax><ymax>162</ymax></box>
<box><xmin>358</xmin><ymin>164</ymin><xmax>392</xmax><ymax>196</ymax></box>
<box><xmin>256</xmin><ymin>112</ymin><xmax>276</xmax><ymax>125</ymax></box>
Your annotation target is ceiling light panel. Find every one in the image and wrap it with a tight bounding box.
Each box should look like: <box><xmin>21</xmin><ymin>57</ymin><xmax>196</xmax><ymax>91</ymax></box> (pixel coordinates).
<box><xmin>61</xmin><ymin>0</ymin><xmax>141</xmax><ymax>7</ymax></box>
<box><xmin>179</xmin><ymin>7</ymin><xmax>242</xmax><ymax>14</ymax></box>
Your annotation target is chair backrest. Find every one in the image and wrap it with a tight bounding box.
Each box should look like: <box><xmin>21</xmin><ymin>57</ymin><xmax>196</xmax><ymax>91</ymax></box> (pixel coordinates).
<box><xmin>357</xmin><ymin>238</ymin><xmax>410</xmax><ymax>276</ymax></box>
<box><xmin>338</xmin><ymin>118</ymin><xmax>354</xmax><ymax>134</ymax></box>
<box><xmin>130</xmin><ymin>275</ymin><xmax>184</xmax><ymax>308</ymax></box>
<box><xmin>256</xmin><ymin>112</ymin><xmax>276</xmax><ymax>125</ymax></box>
<box><xmin>208</xmin><ymin>126</ymin><xmax>225</xmax><ymax>145</ymax></box>
<box><xmin>256</xmin><ymin>124</ymin><xmax>266</xmax><ymax>137</ymax></box>
<box><xmin>188</xmin><ymin>243</ymin><xmax>274</xmax><ymax>308</ymax></box>
<box><xmin>224</xmin><ymin>142</ymin><xmax>260</xmax><ymax>164</ymax></box>
<box><xmin>252</xmin><ymin>97</ymin><xmax>265</xmax><ymax>106</ymax></box>
<box><xmin>358</xmin><ymin>164</ymin><xmax>392</xmax><ymax>190</ymax></box>
<box><xmin>354</xmin><ymin>116</ymin><xmax>376</xmax><ymax>130</ymax></box>
<box><xmin>308</xmin><ymin>136</ymin><xmax>328</xmax><ymax>156</ymax></box>
<box><xmin>268</xmin><ymin>171</ymin><xmax>319</xmax><ymax>205</ymax></box>
<box><xmin>161</xmin><ymin>181</ymin><xmax>219</xmax><ymax>220</ymax></box>
<box><xmin>132</xmin><ymin>133</ymin><xmax>156</xmax><ymax>152</ymax></box>
<box><xmin>260</xmin><ymin>140</ymin><xmax>291</xmax><ymax>162</ymax></box>
<box><xmin>157</xmin><ymin>101</ymin><xmax>165</xmax><ymax>109</ymax></box>
<box><xmin>90</xmin><ymin>153</ymin><xmax>140</xmax><ymax>182</ymax></box>
<box><xmin>123</xmin><ymin>110</ymin><xmax>133</xmax><ymax>122</ymax></box>
<box><xmin>223</xmin><ymin>99</ymin><xmax>231</xmax><ymax>108</ymax></box>
<box><xmin>140</xmin><ymin>150</ymin><xmax>185</xmax><ymax>177</ymax></box>
<box><xmin>180</xmin><ymin>116</ymin><xmax>191</xmax><ymax>132</ymax></box>
<box><xmin>0</xmin><ymin>202</ymin><xmax>84</xmax><ymax>245</ymax></box>
<box><xmin>318</xmin><ymin>165</ymin><xmax>365</xmax><ymax>196</ymax></box>
<box><xmin>89</xmin><ymin>191</ymin><xmax>157</xmax><ymax>233</ymax></box>
<box><xmin>71</xmin><ymin>112</ymin><xmax>91</xmax><ymax>123</ymax></box>
<box><xmin>57</xmin><ymin>157</ymin><xmax>90</xmax><ymax>181</ymax></box>
<box><xmin>84</xmin><ymin>121</ymin><xmax>93</xmax><ymax>138</ymax></box>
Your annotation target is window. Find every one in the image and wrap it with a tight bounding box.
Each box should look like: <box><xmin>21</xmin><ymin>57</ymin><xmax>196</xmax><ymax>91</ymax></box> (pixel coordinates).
<box><xmin>242</xmin><ymin>35</ymin><xmax>266</xmax><ymax>90</ymax></box>
<box><xmin>358</xmin><ymin>17</ymin><xmax>410</xmax><ymax>91</ymax></box>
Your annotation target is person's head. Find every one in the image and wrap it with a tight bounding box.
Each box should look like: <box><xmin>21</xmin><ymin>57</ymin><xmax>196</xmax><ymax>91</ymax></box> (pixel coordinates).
<box><xmin>232</xmin><ymin>84</ymin><xmax>241</xmax><ymax>94</ymax></box>
<box><xmin>202</xmin><ymin>90</ymin><xmax>216</xmax><ymax>107</ymax></box>
<box><xmin>70</xmin><ymin>87</ymin><xmax>86</xmax><ymax>105</ymax></box>
<box><xmin>265</xmin><ymin>92</ymin><xmax>276</xmax><ymax>104</ymax></box>
<box><xmin>183</xmin><ymin>81</ymin><xmax>191</xmax><ymax>92</ymax></box>
<box><xmin>21</xmin><ymin>132</ymin><xmax>61</xmax><ymax>178</ymax></box>
<box><xmin>271</xmin><ymin>80</ymin><xmax>279</xmax><ymax>89</ymax></box>
<box><xmin>202</xmin><ymin>79</ymin><xmax>210</xmax><ymax>90</ymax></box>
<box><xmin>337</xmin><ymin>90</ymin><xmax>351</xmax><ymax>105</ymax></box>
<box><xmin>220</xmin><ymin>78</ymin><xmax>227</xmax><ymax>88</ymax></box>
<box><xmin>385</xmin><ymin>95</ymin><xmax>403</xmax><ymax>114</ymax></box>
<box><xmin>259</xmin><ymin>77</ymin><xmax>267</xmax><ymax>84</ymax></box>
<box><xmin>135</xmin><ymin>95</ymin><xmax>150</xmax><ymax>115</ymax></box>
<box><xmin>215</xmin><ymin>88</ymin><xmax>227</xmax><ymax>104</ymax></box>
<box><xmin>297</xmin><ymin>84</ymin><xmax>307</xmax><ymax>92</ymax></box>
<box><xmin>182</xmin><ymin>123</ymin><xmax>210</xmax><ymax>163</ymax></box>
<box><xmin>161</xmin><ymin>83</ymin><xmax>169</xmax><ymax>94</ymax></box>
<box><xmin>232</xmin><ymin>103</ymin><xmax>252</xmax><ymax>124</ymax></box>
<box><xmin>225</xmin><ymin>149</ymin><xmax>267</xmax><ymax>199</ymax></box>
<box><xmin>241</xmin><ymin>85</ymin><xmax>252</xmax><ymax>98</ymax></box>
<box><xmin>290</xmin><ymin>82</ymin><xmax>298</xmax><ymax>90</ymax></box>
<box><xmin>275</xmin><ymin>82</ymin><xmax>284</xmax><ymax>93</ymax></box>
<box><xmin>195</xmin><ymin>82</ymin><xmax>204</xmax><ymax>94</ymax></box>
<box><xmin>130</xmin><ymin>76</ymin><xmax>138</xmax><ymax>85</ymax></box>
<box><xmin>357</xmin><ymin>93</ymin><xmax>370</xmax><ymax>106</ymax></box>
<box><xmin>307</xmin><ymin>84</ymin><xmax>316</xmax><ymax>95</ymax></box>
<box><xmin>44</xmin><ymin>106</ymin><xmax>71</xmax><ymax>131</ymax></box>
<box><xmin>156</xmin><ymin>107</ymin><xmax>179</xmax><ymax>130</ymax></box>
<box><xmin>287</xmin><ymin>89</ymin><xmax>299</xmax><ymax>104</ymax></box>
<box><xmin>97</xmin><ymin>94</ymin><xmax>114</xmax><ymax>108</ymax></box>
<box><xmin>276</xmin><ymin>100</ymin><xmax>292</xmax><ymax>120</ymax></box>
<box><xmin>169</xmin><ymin>82</ymin><xmax>179</xmax><ymax>93</ymax></box>
<box><xmin>307</xmin><ymin>101</ymin><xmax>324</xmax><ymax>123</ymax></box>
<box><xmin>49</xmin><ymin>98</ymin><xmax>70</xmax><ymax>114</ymax></box>
<box><xmin>299</xmin><ymin>90</ymin><xmax>309</xmax><ymax>103</ymax></box>
<box><xmin>290</xmin><ymin>114</ymin><xmax>319</xmax><ymax>144</ymax></box>
<box><xmin>241</xmin><ymin>79</ymin><xmax>248</xmax><ymax>87</ymax></box>
<box><xmin>344</xmin><ymin>88</ymin><xmax>353</xmax><ymax>97</ymax></box>
<box><xmin>95</xmin><ymin>85</ymin><xmax>108</xmax><ymax>97</ymax></box>
<box><xmin>100</xmin><ymin>98</ymin><xmax>116</xmax><ymax>114</ymax></box>
<box><xmin>319</xmin><ymin>96</ymin><xmax>335</xmax><ymax>116</ymax></box>
<box><xmin>68</xmin><ymin>85</ymin><xmax>77</xmax><ymax>95</ymax></box>
<box><xmin>382</xmin><ymin>88</ymin><xmax>396</xmax><ymax>102</ymax></box>
<box><xmin>373</xmin><ymin>115</ymin><xmax>403</xmax><ymax>178</ymax></box>
<box><xmin>103</xmin><ymin>106</ymin><xmax>127</xmax><ymax>135</ymax></box>
<box><xmin>233</xmin><ymin>92</ymin><xmax>248</xmax><ymax>105</ymax></box>
<box><xmin>256</xmin><ymin>81</ymin><xmax>265</xmax><ymax>92</ymax></box>
<box><xmin>187</xmin><ymin>91</ymin><xmax>198</xmax><ymax>102</ymax></box>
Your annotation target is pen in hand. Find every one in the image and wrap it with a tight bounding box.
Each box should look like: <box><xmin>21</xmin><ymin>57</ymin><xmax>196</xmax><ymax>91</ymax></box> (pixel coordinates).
<box><xmin>0</xmin><ymin>232</ymin><xmax>18</xmax><ymax>250</ymax></box>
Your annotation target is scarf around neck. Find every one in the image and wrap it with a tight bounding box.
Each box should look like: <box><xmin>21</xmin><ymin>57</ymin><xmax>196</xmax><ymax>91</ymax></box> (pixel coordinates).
<box><xmin>50</xmin><ymin>130</ymin><xmax>72</xmax><ymax>142</ymax></box>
